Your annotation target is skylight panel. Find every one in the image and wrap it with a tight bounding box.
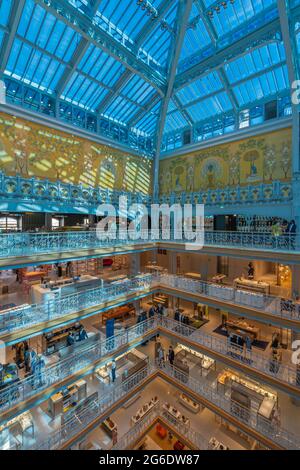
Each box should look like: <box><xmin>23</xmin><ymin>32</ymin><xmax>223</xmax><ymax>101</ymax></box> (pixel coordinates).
<box><xmin>175</xmin><ymin>71</ymin><xmax>223</xmax><ymax>105</ymax></box>
<box><xmin>0</xmin><ymin>0</ymin><xmax>12</xmax><ymax>27</ymax></box>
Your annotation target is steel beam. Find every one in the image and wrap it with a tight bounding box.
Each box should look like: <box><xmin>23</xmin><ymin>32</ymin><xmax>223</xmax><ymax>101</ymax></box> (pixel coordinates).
<box><xmin>153</xmin><ymin>0</ymin><xmax>193</xmax><ymax>199</ymax></box>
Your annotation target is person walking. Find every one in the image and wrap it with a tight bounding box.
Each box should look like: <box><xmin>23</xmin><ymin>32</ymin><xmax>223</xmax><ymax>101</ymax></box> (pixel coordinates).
<box><xmin>111</xmin><ymin>360</ymin><xmax>117</xmax><ymax>383</ymax></box>
<box><xmin>168</xmin><ymin>345</ymin><xmax>175</xmax><ymax>366</ymax></box>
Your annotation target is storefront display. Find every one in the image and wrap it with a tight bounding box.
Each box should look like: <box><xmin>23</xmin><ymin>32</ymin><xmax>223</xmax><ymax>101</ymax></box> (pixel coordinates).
<box><xmin>174</xmin><ymin>344</ymin><xmax>215</xmax><ymax>376</ymax></box>
<box><xmin>95</xmin><ymin>349</ymin><xmax>148</xmax><ymax>385</ymax></box>
<box><xmin>48</xmin><ymin>379</ymin><xmax>87</xmax><ymax>419</ymax></box>
<box><xmin>218</xmin><ymin>370</ymin><xmax>277</xmax><ymax>422</ymax></box>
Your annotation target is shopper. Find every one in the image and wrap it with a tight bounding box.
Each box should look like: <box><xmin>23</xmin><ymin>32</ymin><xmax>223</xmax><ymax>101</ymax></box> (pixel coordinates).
<box><xmin>78</xmin><ymin>326</ymin><xmax>88</xmax><ymax>342</ymax></box>
<box><xmin>148</xmin><ymin>306</ymin><xmax>155</xmax><ymax>318</ymax></box>
<box><xmin>25</xmin><ymin>348</ymin><xmax>37</xmax><ymax>374</ymax></box>
<box><xmin>156</xmin><ymin>303</ymin><xmax>164</xmax><ymax>316</ymax></box>
<box><xmin>67</xmin><ymin>332</ymin><xmax>75</xmax><ymax>347</ymax></box>
<box><xmin>247</xmin><ymin>262</ymin><xmax>254</xmax><ymax>280</ymax></box>
<box><xmin>271</xmin><ymin>332</ymin><xmax>280</xmax><ymax>350</ymax></box>
<box><xmin>168</xmin><ymin>345</ymin><xmax>175</xmax><ymax>366</ymax></box>
<box><xmin>111</xmin><ymin>360</ymin><xmax>117</xmax><ymax>383</ymax></box>
<box><xmin>158</xmin><ymin>346</ymin><xmax>165</xmax><ymax>367</ymax></box>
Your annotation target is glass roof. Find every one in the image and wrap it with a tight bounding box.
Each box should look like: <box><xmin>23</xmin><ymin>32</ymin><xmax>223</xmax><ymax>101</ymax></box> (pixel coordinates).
<box><xmin>0</xmin><ymin>0</ymin><xmax>297</xmax><ymax>156</ymax></box>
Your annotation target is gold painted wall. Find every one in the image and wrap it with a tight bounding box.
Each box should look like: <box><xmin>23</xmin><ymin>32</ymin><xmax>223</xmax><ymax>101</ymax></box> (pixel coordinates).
<box><xmin>159</xmin><ymin>128</ymin><xmax>292</xmax><ymax>194</ymax></box>
<box><xmin>0</xmin><ymin>112</ymin><xmax>152</xmax><ymax>194</ymax></box>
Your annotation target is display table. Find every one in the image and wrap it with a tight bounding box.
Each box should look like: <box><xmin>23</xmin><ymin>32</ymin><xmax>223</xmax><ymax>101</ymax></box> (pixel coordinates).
<box><xmin>225</xmin><ymin>319</ymin><xmax>260</xmax><ymax>340</ymax></box>
<box><xmin>107</xmin><ymin>274</ymin><xmax>128</xmax><ymax>283</ymax></box>
<box><xmin>102</xmin><ymin>304</ymin><xmax>135</xmax><ymax>324</ymax></box>
<box><xmin>24</xmin><ymin>271</ymin><xmax>47</xmax><ymax>283</ymax></box>
<box><xmin>131</xmin><ymin>397</ymin><xmax>159</xmax><ymax>425</ymax></box>
<box><xmin>233</xmin><ymin>278</ymin><xmax>270</xmax><ymax>294</ymax></box>
<box><xmin>179</xmin><ymin>393</ymin><xmax>200</xmax><ymax>413</ymax></box>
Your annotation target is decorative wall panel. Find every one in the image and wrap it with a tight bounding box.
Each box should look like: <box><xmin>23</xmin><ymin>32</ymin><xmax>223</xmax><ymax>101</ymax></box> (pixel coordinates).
<box><xmin>159</xmin><ymin>128</ymin><xmax>292</xmax><ymax>194</ymax></box>
<box><xmin>0</xmin><ymin>113</ymin><xmax>152</xmax><ymax>194</ymax></box>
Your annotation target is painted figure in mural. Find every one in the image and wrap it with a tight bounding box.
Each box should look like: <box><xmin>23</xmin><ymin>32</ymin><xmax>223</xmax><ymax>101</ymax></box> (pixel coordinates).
<box><xmin>280</xmin><ymin>142</ymin><xmax>291</xmax><ymax>179</ymax></box>
<box><xmin>186</xmin><ymin>166</ymin><xmax>194</xmax><ymax>192</ymax></box>
<box><xmin>264</xmin><ymin>144</ymin><xmax>276</xmax><ymax>181</ymax></box>
<box><xmin>244</xmin><ymin>150</ymin><xmax>260</xmax><ymax>183</ymax></box>
<box><xmin>229</xmin><ymin>153</ymin><xmax>240</xmax><ymax>186</ymax></box>
<box><xmin>201</xmin><ymin>159</ymin><xmax>222</xmax><ymax>189</ymax></box>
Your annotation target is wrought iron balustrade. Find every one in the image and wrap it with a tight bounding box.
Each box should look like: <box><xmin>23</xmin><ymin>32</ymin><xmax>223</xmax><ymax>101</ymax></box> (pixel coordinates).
<box><xmin>0</xmin><ymin>319</ymin><xmax>157</xmax><ymax>414</ymax></box>
<box><xmin>0</xmin><ymin>274</ymin><xmax>154</xmax><ymax>334</ymax></box>
<box><xmin>0</xmin><ymin>171</ymin><xmax>151</xmax><ymax>212</ymax></box>
<box><xmin>112</xmin><ymin>402</ymin><xmax>209</xmax><ymax>450</ymax></box>
<box><xmin>158</xmin><ymin>181</ymin><xmax>293</xmax><ymax>207</ymax></box>
<box><xmin>0</xmin><ymin>228</ymin><xmax>298</xmax><ymax>259</ymax></box>
<box><xmin>18</xmin><ymin>362</ymin><xmax>300</xmax><ymax>450</ymax></box>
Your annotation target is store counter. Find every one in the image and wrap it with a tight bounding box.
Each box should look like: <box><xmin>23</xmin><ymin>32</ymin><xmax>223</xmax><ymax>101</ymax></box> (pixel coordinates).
<box><xmin>218</xmin><ymin>370</ymin><xmax>277</xmax><ymax>421</ymax></box>
<box><xmin>95</xmin><ymin>348</ymin><xmax>148</xmax><ymax>385</ymax></box>
<box><xmin>174</xmin><ymin>344</ymin><xmax>215</xmax><ymax>376</ymax></box>
<box><xmin>31</xmin><ymin>275</ymin><xmax>101</xmax><ymax>304</ymax></box>
<box><xmin>233</xmin><ymin>278</ymin><xmax>270</xmax><ymax>295</ymax></box>
<box><xmin>49</xmin><ymin>379</ymin><xmax>87</xmax><ymax>418</ymax></box>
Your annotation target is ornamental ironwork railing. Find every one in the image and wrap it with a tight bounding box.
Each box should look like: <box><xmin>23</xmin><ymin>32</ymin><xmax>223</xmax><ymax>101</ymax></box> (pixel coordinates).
<box><xmin>17</xmin><ymin>362</ymin><xmax>300</xmax><ymax>450</ymax></box>
<box><xmin>158</xmin><ymin>181</ymin><xmax>292</xmax><ymax>207</ymax></box>
<box><xmin>0</xmin><ymin>229</ymin><xmax>298</xmax><ymax>258</ymax></box>
<box><xmin>112</xmin><ymin>402</ymin><xmax>209</xmax><ymax>450</ymax></box>
<box><xmin>0</xmin><ymin>171</ymin><xmax>151</xmax><ymax>209</ymax></box>
<box><xmin>0</xmin><ymin>318</ymin><xmax>156</xmax><ymax>414</ymax></box>
<box><xmin>0</xmin><ymin>274</ymin><xmax>153</xmax><ymax>334</ymax></box>
<box><xmin>1</xmin><ymin>271</ymin><xmax>299</xmax><ymax>337</ymax></box>
<box><xmin>1</xmin><ymin>314</ymin><xmax>299</xmax><ymax>426</ymax></box>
